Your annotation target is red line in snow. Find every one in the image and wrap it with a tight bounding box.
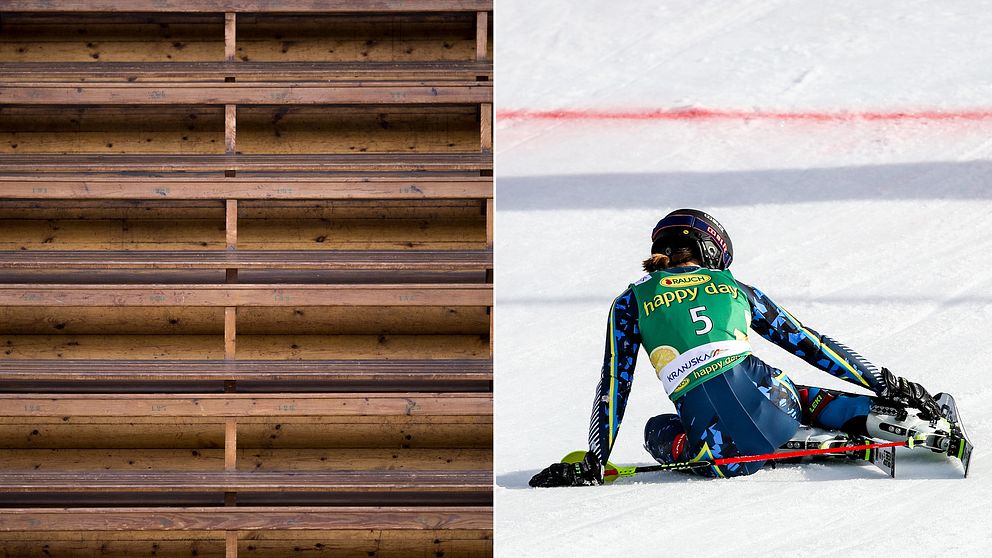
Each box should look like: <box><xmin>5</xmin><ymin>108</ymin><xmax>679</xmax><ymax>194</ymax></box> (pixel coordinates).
<box><xmin>496</xmin><ymin>108</ymin><xmax>992</xmax><ymax>122</ymax></box>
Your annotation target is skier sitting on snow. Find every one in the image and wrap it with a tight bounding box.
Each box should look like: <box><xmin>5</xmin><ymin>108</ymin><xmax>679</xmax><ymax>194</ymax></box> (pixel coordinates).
<box><xmin>531</xmin><ymin>209</ymin><xmax>959</xmax><ymax>486</ymax></box>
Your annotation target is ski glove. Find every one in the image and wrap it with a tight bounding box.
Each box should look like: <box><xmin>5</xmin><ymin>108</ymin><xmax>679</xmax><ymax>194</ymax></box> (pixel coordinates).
<box><xmin>529</xmin><ymin>451</ymin><xmax>603</xmax><ymax>487</ymax></box>
<box><xmin>881</xmin><ymin>368</ymin><xmax>942</xmax><ymax>420</ymax></box>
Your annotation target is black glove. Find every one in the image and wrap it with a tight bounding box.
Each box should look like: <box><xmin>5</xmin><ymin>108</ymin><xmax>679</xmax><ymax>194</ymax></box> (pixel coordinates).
<box><xmin>529</xmin><ymin>451</ymin><xmax>603</xmax><ymax>487</ymax></box>
<box><xmin>881</xmin><ymin>368</ymin><xmax>942</xmax><ymax>420</ymax></box>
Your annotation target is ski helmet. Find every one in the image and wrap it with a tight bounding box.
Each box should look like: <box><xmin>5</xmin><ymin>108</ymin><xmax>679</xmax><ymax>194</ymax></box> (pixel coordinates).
<box><xmin>650</xmin><ymin>209</ymin><xmax>733</xmax><ymax>269</ymax></box>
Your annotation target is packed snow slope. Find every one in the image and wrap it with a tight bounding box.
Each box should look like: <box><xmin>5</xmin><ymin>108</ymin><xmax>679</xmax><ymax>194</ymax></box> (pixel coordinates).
<box><xmin>495</xmin><ymin>1</ymin><xmax>992</xmax><ymax>556</ymax></box>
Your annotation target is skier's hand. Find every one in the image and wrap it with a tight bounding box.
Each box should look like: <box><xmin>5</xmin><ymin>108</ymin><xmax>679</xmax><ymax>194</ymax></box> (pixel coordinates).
<box><xmin>529</xmin><ymin>451</ymin><xmax>604</xmax><ymax>487</ymax></box>
<box><xmin>881</xmin><ymin>368</ymin><xmax>942</xmax><ymax>420</ymax></box>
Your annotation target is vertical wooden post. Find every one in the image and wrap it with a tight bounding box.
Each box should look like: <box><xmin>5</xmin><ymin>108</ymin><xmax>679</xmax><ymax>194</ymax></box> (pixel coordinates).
<box><xmin>226</xmin><ymin>530</ymin><xmax>238</xmax><ymax>558</ymax></box>
<box><xmin>479</xmin><ymin>10</ymin><xmax>493</xmax><ymax>358</ymax></box>
<box><xmin>225</xmin><ymin>419</ymin><xmax>237</xmax><ymax>471</ymax></box>
<box><xmin>224</xmin><ymin>13</ymin><xmax>237</xmax><ymax>62</ymax></box>
<box><xmin>225</xmin><ymin>306</ymin><xmax>236</xmax><ymax>359</ymax></box>
<box><xmin>475</xmin><ymin>11</ymin><xmax>488</xmax><ymax>61</ymax></box>
<box><xmin>226</xmin><ymin>199</ymin><xmax>238</xmax><ymax>283</ymax></box>
<box><xmin>481</xmin><ymin>103</ymin><xmax>492</xmax><ymax>153</ymax></box>
<box><xmin>485</xmin><ymin>198</ymin><xmax>493</xmax><ymax>248</ymax></box>
<box><xmin>486</xmin><ymin>198</ymin><xmax>493</xmax><ymax>356</ymax></box>
<box><xmin>226</xmin><ymin>199</ymin><xmax>238</xmax><ymax>249</ymax></box>
<box><xmin>225</xmin><ymin>105</ymin><xmax>237</xmax><ymax>154</ymax></box>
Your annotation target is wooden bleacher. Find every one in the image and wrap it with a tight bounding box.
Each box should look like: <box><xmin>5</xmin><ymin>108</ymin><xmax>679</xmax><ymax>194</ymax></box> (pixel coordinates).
<box><xmin>0</xmin><ymin>0</ymin><xmax>494</xmax><ymax>556</ymax></box>
<box><xmin>0</xmin><ymin>61</ymin><xmax>494</xmax><ymax>81</ymax></box>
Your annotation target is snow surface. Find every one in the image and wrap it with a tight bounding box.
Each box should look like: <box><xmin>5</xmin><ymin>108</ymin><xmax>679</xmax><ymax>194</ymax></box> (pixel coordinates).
<box><xmin>494</xmin><ymin>2</ymin><xmax>992</xmax><ymax>556</ymax></box>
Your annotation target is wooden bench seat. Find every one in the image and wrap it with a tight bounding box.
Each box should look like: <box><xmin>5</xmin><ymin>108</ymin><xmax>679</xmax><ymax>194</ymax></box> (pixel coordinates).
<box><xmin>0</xmin><ymin>176</ymin><xmax>492</xmax><ymax>200</ymax></box>
<box><xmin>0</xmin><ymin>469</ymin><xmax>492</xmax><ymax>495</ymax></box>
<box><xmin>0</xmin><ymin>61</ymin><xmax>493</xmax><ymax>83</ymax></box>
<box><xmin>0</xmin><ymin>506</ymin><xmax>492</xmax><ymax>531</ymax></box>
<box><xmin>0</xmin><ymin>250</ymin><xmax>493</xmax><ymax>272</ymax></box>
<box><xmin>0</xmin><ymin>153</ymin><xmax>492</xmax><ymax>173</ymax></box>
<box><xmin>0</xmin><ymin>0</ymin><xmax>493</xmax><ymax>12</ymax></box>
<box><xmin>0</xmin><ymin>358</ymin><xmax>492</xmax><ymax>385</ymax></box>
<box><xmin>0</xmin><ymin>283</ymin><xmax>491</xmax><ymax>306</ymax></box>
<box><xmin>0</xmin><ymin>81</ymin><xmax>492</xmax><ymax>105</ymax></box>
<box><xmin>0</xmin><ymin>392</ymin><xmax>492</xmax><ymax>417</ymax></box>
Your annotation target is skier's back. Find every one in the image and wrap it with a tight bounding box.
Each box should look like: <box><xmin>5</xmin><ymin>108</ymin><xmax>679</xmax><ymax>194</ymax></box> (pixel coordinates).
<box><xmin>531</xmin><ymin>209</ymin><xmax>954</xmax><ymax>486</ymax></box>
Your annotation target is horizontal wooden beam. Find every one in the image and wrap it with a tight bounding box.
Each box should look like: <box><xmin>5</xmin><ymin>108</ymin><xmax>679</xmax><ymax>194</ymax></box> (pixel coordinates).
<box><xmin>0</xmin><ymin>284</ymin><xmax>492</xmax><ymax>307</ymax></box>
<box><xmin>0</xmin><ymin>177</ymin><xmax>492</xmax><ymax>200</ymax></box>
<box><xmin>0</xmin><ymin>359</ymin><xmax>493</xmax><ymax>383</ymax></box>
<box><xmin>0</xmin><ymin>506</ymin><xmax>492</xmax><ymax>531</ymax></box>
<box><xmin>0</xmin><ymin>62</ymin><xmax>493</xmax><ymax>82</ymax></box>
<box><xmin>0</xmin><ymin>470</ymin><xmax>492</xmax><ymax>493</ymax></box>
<box><xmin>0</xmin><ymin>154</ymin><xmax>492</xmax><ymax>173</ymax></box>
<box><xmin>0</xmin><ymin>393</ymin><xmax>492</xmax><ymax>418</ymax></box>
<box><xmin>0</xmin><ymin>83</ymin><xmax>492</xmax><ymax>105</ymax></box>
<box><xmin>0</xmin><ymin>250</ymin><xmax>492</xmax><ymax>272</ymax></box>
<box><xmin>0</xmin><ymin>1</ymin><xmax>493</xmax><ymax>12</ymax></box>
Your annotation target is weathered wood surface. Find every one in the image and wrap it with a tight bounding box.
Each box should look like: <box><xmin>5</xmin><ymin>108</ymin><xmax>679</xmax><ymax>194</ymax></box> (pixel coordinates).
<box><xmin>0</xmin><ymin>506</ymin><xmax>493</xmax><ymax>531</ymax></box>
<box><xmin>0</xmin><ymin>154</ymin><xmax>492</xmax><ymax>172</ymax></box>
<box><xmin>0</xmin><ymin>359</ymin><xmax>493</xmax><ymax>383</ymax></box>
<box><xmin>0</xmin><ymin>250</ymin><xmax>493</xmax><ymax>271</ymax></box>
<box><xmin>0</xmin><ymin>61</ymin><xmax>493</xmax><ymax>82</ymax></box>
<box><xmin>0</xmin><ymin>1</ymin><xmax>493</xmax><ymax>12</ymax></box>
<box><xmin>0</xmin><ymin>177</ymin><xmax>492</xmax><ymax>200</ymax></box>
<box><xmin>0</xmin><ymin>470</ymin><xmax>492</xmax><ymax>493</ymax></box>
<box><xmin>0</xmin><ymin>334</ymin><xmax>489</xmax><ymax>360</ymax></box>
<box><xmin>0</xmin><ymin>283</ymin><xmax>492</xmax><ymax>307</ymax></box>
<box><xmin>0</xmin><ymin>393</ymin><xmax>493</xmax><ymax>417</ymax></box>
<box><xmin>0</xmin><ymin>448</ymin><xmax>493</xmax><ymax>471</ymax></box>
<box><xmin>0</xmin><ymin>82</ymin><xmax>492</xmax><ymax>105</ymax></box>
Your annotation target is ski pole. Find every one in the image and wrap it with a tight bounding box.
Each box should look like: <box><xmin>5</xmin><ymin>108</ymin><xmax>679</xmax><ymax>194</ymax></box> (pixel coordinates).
<box><xmin>603</xmin><ymin>439</ymin><xmax>911</xmax><ymax>480</ymax></box>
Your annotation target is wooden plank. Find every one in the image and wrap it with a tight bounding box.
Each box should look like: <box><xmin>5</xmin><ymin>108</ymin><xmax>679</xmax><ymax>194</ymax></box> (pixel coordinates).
<box><xmin>224</xmin><ymin>307</ymin><xmax>237</xmax><ymax>358</ymax></box>
<box><xmin>0</xmin><ymin>1</ymin><xmax>494</xmax><ymax>12</ymax></box>
<box><xmin>0</xmin><ymin>250</ymin><xmax>493</xmax><ymax>271</ymax></box>
<box><xmin>0</xmin><ymin>470</ymin><xmax>493</xmax><ymax>493</ymax></box>
<box><xmin>225</xmin><ymin>420</ymin><xmax>237</xmax><ymax>471</ymax></box>
<box><xmin>486</xmin><ymin>199</ymin><xmax>493</xmax><ymax>248</ymax></box>
<box><xmin>0</xmin><ymin>177</ymin><xmax>492</xmax><ymax>200</ymax></box>
<box><xmin>225</xmin><ymin>198</ymin><xmax>239</xmax><ymax>282</ymax></box>
<box><xmin>224</xmin><ymin>13</ymin><xmax>236</xmax><ymax>62</ymax></box>
<box><xmin>0</xmin><ymin>359</ymin><xmax>494</xmax><ymax>383</ymax></box>
<box><xmin>0</xmin><ymin>334</ymin><xmax>487</xmax><ymax>360</ymax></box>
<box><xmin>0</xmin><ymin>529</ymin><xmax>491</xmax><ymax>541</ymax></box>
<box><xmin>0</xmin><ymin>448</ymin><xmax>492</xmax><ymax>471</ymax></box>
<box><xmin>0</xmin><ymin>393</ymin><xmax>493</xmax><ymax>418</ymax></box>
<box><xmin>476</xmin><ymin>12</ymin><xmax>488</xmax><ymax>61</ymax></box>
<box><xmin>0</xmin><ymin>82</ymin><xmax>493</xmax><ymax>105</ymax></box>
<box><xmin>0</xmin><ymin>305</ymin><xmax>488</xmax><ymax>336</ymax></box>
<box><xmin>225</xmin><ymin>106</ymin><xmax>237</xmax><ymax>153</ymax></box>
<box><xmin>0</xmin><ymin>284</ymin><xmax>492</xmax><ymax>307</ymax></box>
<box><xmin>481</xmin><ymin>102</ymin><xmax>493</xmax><ymax>151</ymax></box>
<box><xmin>0</xmin><ymin>533</ymin><xmax>491</xmax><ymax>558</ymax></box>
<box><xmin>0</xmin><ymin>154</ymin><xmax>492</xmax><ymax>172</ymax></box>
<box><xmin>0</xmin><ymin>506</ymin><xmax>493</xmax><ymax>531</ymax></box>
<box><xmin>226</xmin><ymin>201</ymin><xmax>239</xmax><ymax>248</ymax></box>
<box><xmin>0</xmin><ymin>61</ymin><xmax>493</xmax><ymax>82</ymax></box>
<box><xmin>226</xmin><ymin>530</ymin><xmax>237</xmax><ymax>558</ymax></box>
<box><xmin>0</xmin><ymin>417</ymin><xmax>492</xmax><ymax>450</ymax></box>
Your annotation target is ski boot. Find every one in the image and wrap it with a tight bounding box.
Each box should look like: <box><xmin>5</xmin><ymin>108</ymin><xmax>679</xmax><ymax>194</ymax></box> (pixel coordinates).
<box><xmin>779</xmin><ymin>426</ymin><xmax>896</xmax><ymax>475</ymax></box>
<box><xmin>781</xmin><ymin>425</ymin><xmax>855</xmax><ymax>455</ymax></box>
<box><xmin>866</xmin><ymin>400</ymin><xmax>954</xmax><ymax>453</ymax></box>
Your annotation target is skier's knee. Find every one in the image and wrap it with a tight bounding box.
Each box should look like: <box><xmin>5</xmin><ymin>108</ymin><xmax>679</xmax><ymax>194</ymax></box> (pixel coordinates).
<box><xmin>643</xmin><ymin>414</ymin><xmax>685</xmax><ymax>464</ymax></box>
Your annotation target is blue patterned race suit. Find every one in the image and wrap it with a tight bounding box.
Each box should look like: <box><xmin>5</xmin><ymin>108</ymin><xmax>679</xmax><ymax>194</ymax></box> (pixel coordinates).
<box><xmin>588</xmin><ymin>266</ymin><xmax>888</xmax><ymax>478</ymax></box>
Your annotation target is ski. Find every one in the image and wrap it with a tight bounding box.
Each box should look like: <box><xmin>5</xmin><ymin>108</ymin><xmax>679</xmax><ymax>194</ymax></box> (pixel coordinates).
<box><xmin>935</xmin><ymin>392</ymin><xmax>973</xmax><ymax>478</ymax></box>
<box><xmin>561</xmin><ymin>438</ymin><xmax>910</xmax><ymax>483</ymax></box>
<box><xmin>780</xmin><ymin>429</ymin><xmax>896</xmax><ymax>477</ymax></box>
